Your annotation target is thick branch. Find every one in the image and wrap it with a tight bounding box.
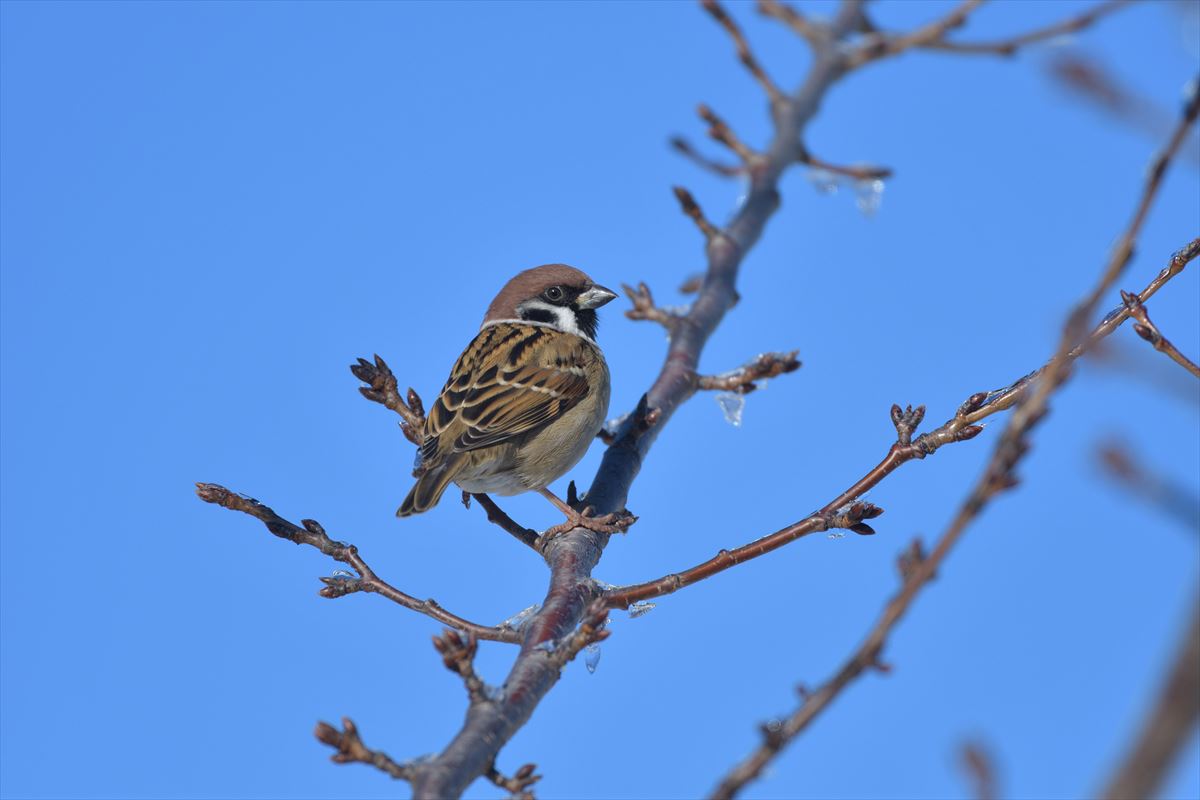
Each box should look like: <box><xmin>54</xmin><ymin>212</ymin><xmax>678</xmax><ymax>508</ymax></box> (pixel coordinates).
<box><xmin>1121</xmin><ymin>290</ymin><xmax>1200</xmax><ymax>379</ymax></box>
<box><xmin>194</xmin><ymin>483</ymin><xmax>521</xmax><ymax>644</ymax></box>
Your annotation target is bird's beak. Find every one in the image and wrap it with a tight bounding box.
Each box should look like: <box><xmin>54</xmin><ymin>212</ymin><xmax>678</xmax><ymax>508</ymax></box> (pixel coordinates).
<box><xmin>577</xmin><ymin>284</ymin><xmax>618</xmax><ymax>310</ymax></box>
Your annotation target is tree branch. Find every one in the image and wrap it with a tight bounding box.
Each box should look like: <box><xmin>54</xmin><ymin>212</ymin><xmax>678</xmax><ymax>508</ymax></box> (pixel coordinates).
<box><xmin>194</xmin><ymin>483</ymin><xmax>521</xmax><ymax>644</ymax></box>
<box><xmin>696</xmin><ymin>351</ymin><xmax>801</xmax><ymax>394</ymax></box>
<box><xmin>708</xmin><ymin>76</ymin><xmax>1199</xmax><ymax>800</ymax></box>
<box><xmin>701</xmin><ymin>0</ymin><xmax>783</xmax><ymax>105</ymax></box>
<box><xmin>923</xmin><ymin>0</ymin><xmax>1131</xmax><ymax>57</ymax></box>
<box><xmin>313</xmin><ymin>717</ymin><xmax>413</xmax><ymax>781</ymax></box>
<box><xmin>1098</xmin><ymin>443</ymin><xmax>1200</xmax><ymax>534</ymax></box>
<box><xmin>1120</xmin><ymin>290</ymin><xmax>1200</xmax><ymax>379</ymax></box>
<box><xmin>463</xmin><ymin>493</ymin><xmax>543</xmax><ymax>553</ymax></box>
<box><xmin>351</xmin><ymin>355</ymin><xmax>427</xmax><ymax>446</ymax></box>
<box><xmin>1099</xmin><ymin>601</ymin><xmax>1200</xmax><ymax>800</ymax></box>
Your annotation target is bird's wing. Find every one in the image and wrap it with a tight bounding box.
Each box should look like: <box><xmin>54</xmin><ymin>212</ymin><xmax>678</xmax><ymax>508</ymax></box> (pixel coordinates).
<box><xmin>420</xmin><ymin>323</ymin><xmax>593</xmax><ymax>462</ymax></box>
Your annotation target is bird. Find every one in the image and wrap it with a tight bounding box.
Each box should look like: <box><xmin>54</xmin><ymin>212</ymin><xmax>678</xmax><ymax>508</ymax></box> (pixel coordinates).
<box><xmin>398</xmin><ymin>263</ymin><xmax>629</xmax><ymax>535</ymax></box>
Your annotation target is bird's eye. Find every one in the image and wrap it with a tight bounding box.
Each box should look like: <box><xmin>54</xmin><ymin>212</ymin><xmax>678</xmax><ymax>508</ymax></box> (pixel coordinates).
<box><xmin>544</xmin><ymin>286</ymin><xmax>564</xmax><ymax>302</ymax></box>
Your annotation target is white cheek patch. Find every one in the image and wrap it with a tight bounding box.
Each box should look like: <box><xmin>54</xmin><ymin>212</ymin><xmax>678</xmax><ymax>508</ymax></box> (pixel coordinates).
<box><xmin>513</xmin><ymin>300</ymin><xmax>588</xmax><ymax>339</ymax></box>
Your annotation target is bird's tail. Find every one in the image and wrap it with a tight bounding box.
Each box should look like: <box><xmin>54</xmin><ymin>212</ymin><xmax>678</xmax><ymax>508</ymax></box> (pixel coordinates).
<box><xmin>397</xmin><ymin>457</ymin><xmax>463</xmax><ymax>517</ymax></box>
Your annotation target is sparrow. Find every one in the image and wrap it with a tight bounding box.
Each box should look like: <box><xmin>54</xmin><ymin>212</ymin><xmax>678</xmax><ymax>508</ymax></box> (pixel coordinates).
<box><xmin>398</xmin><ymin>264</ymin><xmax>628</xmax><ymax>534</ymax></box>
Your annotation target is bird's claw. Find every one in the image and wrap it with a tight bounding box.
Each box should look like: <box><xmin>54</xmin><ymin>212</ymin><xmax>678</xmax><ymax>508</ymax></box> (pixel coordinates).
<box><xmin>541</xmin><ymin>506</ymin><xmax>638</xmax><ymax>541</ymax></box>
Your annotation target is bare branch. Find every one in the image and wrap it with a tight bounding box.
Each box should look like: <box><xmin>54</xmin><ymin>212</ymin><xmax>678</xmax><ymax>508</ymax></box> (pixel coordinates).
<box><xmin>925</xmin><ymin>0</ymin><xmax>1131</xmax><ymax>57</ymax></box>
<box><xmin>485</xmin><ymin>762</ymin><xmax>541</xmax><ymax>800</ymax></box>
<box><xmin>313</xmin><ymin>718</ymin><xmax>412</xmax><ymax>781</ymax></box>
<box><xmin>670</xmin><ymin>136</ymin><xmax>745</xmax><ymax>177</ymax></box>
<box><xmin>756</xmin><ymin>0</ymin><xmax>823</xmax><ymax>48</ymax></box>
<box><xmin>1120</xmin><ymin>290</ymin><xmax>1200</xmax><ymax>379</ymax></box>
<box><xmin>673</xmin><ymin>186</ymin><xmax>722</xmax><ymax>243</ymax></box>
<box><xmin>696</xmin><ymin>351</ymin><xmax>801</xmax><ymax>394</ymax></box>
<box><xmin>850</xmin><ymin>0</ymin><xmax>986</xmax><ymax>68</ymax></box>
<box><xmin>1098</xmin><ymin>443</ymin><xmax>1200</xmax><ymax>534</ymax></box>
<box><xmin>959</xmin><ymin>742</ymin><xmax>999</xmax><ymax>800</ymax></box>
<box><xmin>351</xmin><ymin>355</ymin><xmax>426</xmax><ymax>446</ymax></box>
<box><xmin>797</xmin><ymin>144</ymin><xmax>893</xmax><ymax>181</ymax></box>
<box><xmin>194</xmin><ymin>483</ymin><xmax>521</xmax><ymax>644</ymax></box>
<box><xmin>622</xmin><ymin>281</ymin><xmax>685</xmax><ymax>331</ymax></box>
<box><xmin>701</xmin><ymin>0</ymin><xmax>783</xmax><ymax>104</ymax></box>
<box><xmin>433</xmin><ymin>629</ymin><xmax>490</xmax><ymax>705</ymax></box>
<box><xmin>698</xmin><ymin>103</ymin><xmax>757</xmax><ymax>163</ymax></box>
<box><xmin>709</xmin><ymin>78</ymin><xmax>1199</xmax><ymax>800</ymax></box>
<box><xmin>1100</xmin><ymin>602</ymin><xmax>1200</xmax><ymax>800</ymax></box>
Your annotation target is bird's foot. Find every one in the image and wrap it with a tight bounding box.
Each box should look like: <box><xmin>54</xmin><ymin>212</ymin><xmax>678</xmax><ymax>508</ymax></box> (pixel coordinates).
<box><xmin>541</xmin><ymin>505</ymin><xmax>638</xmax><ymax>541</ymax></box>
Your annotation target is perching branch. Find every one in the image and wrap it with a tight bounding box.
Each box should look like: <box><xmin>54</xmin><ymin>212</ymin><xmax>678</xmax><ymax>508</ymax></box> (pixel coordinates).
<box><xmin>1120</xmin><ymin>290</ymin><xmax>1200</xmax><ymax>379</ymax></box>
<box><xmin>194</xmin><ymin>483</ymin><xmax>521</xmax><ymax>644</ymax></box>
<box><xmin>709</xmin><ymin>75</ymin><xmax>1199</xmax><ymax>800</ymax></box>
<box><xmin>464</xmin><ymin>493</ymin><xmax>543</xmax><ymax>553</ymax></box>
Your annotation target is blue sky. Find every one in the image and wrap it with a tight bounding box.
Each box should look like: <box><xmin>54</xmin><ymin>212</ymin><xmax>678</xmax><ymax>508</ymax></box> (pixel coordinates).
<box><xmin>2</xmin><ymin>1</ymin><xmax>1198</xmax><ymax>799</ymax></box>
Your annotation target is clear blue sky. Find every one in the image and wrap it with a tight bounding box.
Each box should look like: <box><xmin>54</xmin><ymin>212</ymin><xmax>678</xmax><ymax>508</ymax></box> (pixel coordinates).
<box><xmin>2</xmin><ymin>2</ymin><xmax>1198</xmax><ymax>798</ymax></box>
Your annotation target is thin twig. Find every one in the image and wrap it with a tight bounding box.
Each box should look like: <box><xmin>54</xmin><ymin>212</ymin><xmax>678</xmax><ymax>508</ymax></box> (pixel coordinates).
<box><xmin>960</xmin><ymin>742</ymin><xmax>999</xmax><ymax>800</ymax></box>
<box><xmin>1121</xmin><ymin>290</ymin><xmax>1200</xmax><ymax>379</ymax></box>
<box><xmin>485</xmin><ymin>762</ymin><xmax>541</xmax><ymax>800</ymax></box>
<box><xmin>696</xmin><ymin>351</ymin><xmax>801</xmax><ymax>394</ymax></box>
<box><xmin>673</xmin><ymin>186</ymin><xmax>721</xmax><ymax>243</ymax></box>
<box><xmin>194</xmin><ymin>483</ymin><xmax>521</xmax><ymax>644</ymax></box>
<box><xmin>698</xmin><ymin>103</ymin><xmax>757</xmax><ymax>163</ymax></box>
<box><xmin>1098</xmin><ymin>443</ymin><xmax>1200</xmax><ymax>534</ymax></box>
<box><xmin>701</xmin><ymin>0</ymin><xmax>783</xmax><ymax>104</ymax></box>
<box><xmin>756</xmin><ymin>0</ymin><xmax>823</xmax><ymax>48</ymax></box>
<box><xmin>351</xmin><ymin>355</ymin><xmax>427</xmax><ymax>446</ymax></box>
<box><xmin>313</xmin><ymin>718</ymin><xmax>413</xmax><ymax>781</ymax></box>
<box><xmin>433</xmin><ymin>629</ymin><xmax>490</xmax><ymax>705</ymax></box>
<box><xmin>670</xmin><ymin>137</ymin><xmax>745</xmax><ymax>177</ymax></box>
<box><xmin>925</xmin><ymin>0</ymin><xmax>1131</xmax><ymax>57</ymax></box>
<box><xmin>1100</xmin><ymin>601</ymin><xmax>1200</xmax><ymax>800</ymax></box>
<box><xmin>622</xmin><ymin>281</ymin><xmax>686</xmax><ymax>331</ymax></box>
<box><xmin>797</xmin><ymin>143</ymin><xmax>893</xmax><ymax>180</ymax></box>
<box><xmin>850</xmin><ymin>0</ymin><xmax>986</xmax><ymax>68</ymax></box>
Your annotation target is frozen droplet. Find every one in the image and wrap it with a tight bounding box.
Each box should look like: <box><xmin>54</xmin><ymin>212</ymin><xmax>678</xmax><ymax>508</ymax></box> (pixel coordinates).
<box><xmin>484</xmin><ymin>684</ymin><xmax>505</xmax><ymax>702</ymax></box>
<box><xmin>807</xmin><ymin>167</ymin><xmax>841</xmax><ymax>195</ymax></box>
<box><xmin>827</xmin><ymin>531</ymin><xmax>846</xmax><ymax>540</ymax></box>
<box><xmin>592</xmin><ymin>579</ymin><xmax>617</xmax><ymax>592</ymax></box>
<box><xmin>715</xmin><ymin>392</ymin><xmax>745</xmax><ymax>427</ymax></box>
<box><xmin>329</xmin><ymin>569</ymin><xmax>355</xmax><ymax>581</ymax></box>
<box><xmin>534</xmin><ymin>640</ymin><xmax>556</xmax><ymax>653</ymax></box>
<box><xmin>628</xmin><ymin>601</ymin><xmax>656</xmax><ymax>619</ymax></box>
<box><xmin>584</xmin><ymin>643</ymin><xmax>602</xmax><ymax>674</ymax></box>
<box><xmin>855</xmin><ymin>179</ymin><xmax>885</xmax><ymax>217</ymax></box>
<box><xmin>402</xmin><ymin>754</ymin><xmax>436</xmax><ymax>768</ymax></box>
<box><xmin>661</xmin><ymin>303</ymin><xmax>693</xmax><ymax>316</ymax></box>
<box><xmin>499</xmin><ymin>604</ymin><xmax>540</xmax><ymax>631</ymax></box>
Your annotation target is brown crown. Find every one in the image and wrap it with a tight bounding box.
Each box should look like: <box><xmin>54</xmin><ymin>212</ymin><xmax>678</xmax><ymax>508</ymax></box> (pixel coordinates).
<box><xmin>483</xmin><ymin>264</ymin><xmax>596</xmax><ymax>323</ymax></box>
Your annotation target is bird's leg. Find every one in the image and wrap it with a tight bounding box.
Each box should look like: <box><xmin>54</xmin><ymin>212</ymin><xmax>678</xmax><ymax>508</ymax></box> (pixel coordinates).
<box><xmin>537</xmin><ymin>486</ymin><xmax>637</xmax><ymax>540</ymax></box>
<box><xmin>463</xmin><ymin>492</ymin><xmax>542</xmax><ymax>552</ymax></box>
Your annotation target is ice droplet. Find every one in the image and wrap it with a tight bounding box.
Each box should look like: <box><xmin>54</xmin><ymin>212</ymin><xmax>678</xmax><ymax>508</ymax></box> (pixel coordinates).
<box><xmin>602</xmin><ymin>413</ymin><xmax>630</xmax><ymax>437</ymax></box>
<box><xmin>855</xmin><ymin>179</ymin><xmax>885</xmax><ymax>217</ymax></box>
<box><xmin>807</xmin><ymin>167</ymin><xmax>840</xmax><ymax>195</ymax></box>
<box><xmin>628</xmin><ymin>601</ymin><xmax>656</xmax><ymax>619</ymax></box>
<box><xmin>827</xmin><ymin>531</ymin><xmax>846</xmax><ymax>540</ymax></box>
<box><xmin>715</xmin><ymin>392</ymin><xmax>745</xmax><ymax>427</ymax></box>
<box><xmin>499</xmin><ymin>604</ymin><xmax>540</xmax><ymax>631</ymax></box>
<box><xmin>584</xmin><ymin>643</ymin><xmax>602</xmax><ymax>674</ymax></box>
<box><xmin>593</xmin><ymin>579</ymin><xmax>617</xmax><ymax>592</ymax></box>
<box><xmin>484</xmin><ymin>684</ymin><xmax>505</xmax><ymax>702</ymax></box>
<box><xmin>329</xmin><ymin>569</ymin><xmax>355</xmax><ymax>581</ymax></box>
<box><xmin>534</xmin><ymin>639</ymin><xmax>556</xmax><ymax>653</ymax></box>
